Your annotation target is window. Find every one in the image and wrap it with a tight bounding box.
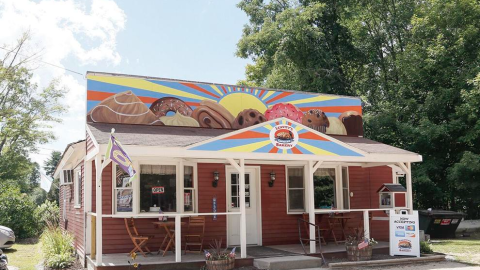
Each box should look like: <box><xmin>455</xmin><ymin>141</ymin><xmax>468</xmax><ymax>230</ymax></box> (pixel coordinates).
<box><xmin>74</xmin><ymin>169</ymin><xmax>82</xmax><ymax>207</ymax></box>
<box><xmin>184</xmin><ymin>166</ymin><xmax>195</xmax><ymax>212</ymax></box>
<box><xmin>140</xmin><ymin>165</ymin><xmax>176</xmax><ymax>213</ymax></box>
<box><xmin>314</xmin><ymin>168</ymin><xmax>336</xmax><ymax>209</ymax></box>
<box><xmin>287</xmin><ymin>167</ymin><xmax>305</xmax><ymax>212</ymax></box>
<box><xmin>114</xmin><ymin>165</ymin><xmax>133</xmax><ymax>213</ymax></box>
<box><xmin>342</xmin><ymin>167</ymin><xmax>350</xmax><ymax>209</ymax></box>
<box><xmin>313</xmin><ymin>167</ymin><xmax>350</xmax><ymax>209</ymax></box>
<box><xmin>62</xmin><ymin>170</ymin><xmax>73</xmax><ymax>185</ymax></box>
<box><xmin>230</xmin><ymin>173</ymin><xmax>251</xmax><ymax>208</ymax></box>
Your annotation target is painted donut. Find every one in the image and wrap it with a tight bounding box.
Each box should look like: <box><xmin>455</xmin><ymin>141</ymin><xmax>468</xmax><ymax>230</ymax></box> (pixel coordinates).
<box><xmin>149</xmin><ymin>97</ymin><xmax>193</xmax><ymax>117</ymax></box>
<box><xmin>232</xmin><ymin>109</ymin><xmax>266</xmax><ymax>129</ymax></box>
<box><xmin>302</xmin><ymin>109</ymin><xmax>329</xmax><ymax>133</ymax></box>
<box><xmin>264</xmin><ymin>103</ymin><xmax>303</xmax><ymax>123</ymax></box>
<box><xmin>192</xmin><ymin>100</ymin><xmax>235</xmax><ymax>129</ymax></box>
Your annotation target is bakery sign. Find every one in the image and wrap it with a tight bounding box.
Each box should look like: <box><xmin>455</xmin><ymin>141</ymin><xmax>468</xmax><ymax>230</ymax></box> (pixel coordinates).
<box><xmin>269</xmin><ymin>124</ymin><xmax>298</xmax><ymax>150</ymax></box>
<box><xmin>389</xmin><ymin>210</ymin><xmax>420</xmax><ymax>257</ymax></box>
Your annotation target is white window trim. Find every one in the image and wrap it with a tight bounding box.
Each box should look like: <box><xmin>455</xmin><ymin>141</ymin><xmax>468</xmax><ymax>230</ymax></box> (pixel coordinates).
<box><xmin>74</xmin><ymin>168</ymin><xmax>82</xmax><ymax>208</ymax></box>
<box><xmin>112</xmin><ymin>160</ymin><xmax>198</xmax><ymax>215</ymax></box>
<box><xmin>286</xmin><ymin>165</ymin><xmax>306</xmax><ymax>214</ymax></box>
<box><xmin>341</xmin><ymin>166</ymin><xmax>350</xmax><ymax>210</ymax></box>
<box><xmin>61</xmin><ymin>169</ymin><xmax>74</xmax><ymax>185</ymax></box>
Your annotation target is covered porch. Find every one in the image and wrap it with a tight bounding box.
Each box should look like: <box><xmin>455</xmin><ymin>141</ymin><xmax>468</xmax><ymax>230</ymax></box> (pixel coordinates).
<box><xmin>83</xmin><ymin>118</ymin><xmax>421</xmax><ymax>267</ymax></box>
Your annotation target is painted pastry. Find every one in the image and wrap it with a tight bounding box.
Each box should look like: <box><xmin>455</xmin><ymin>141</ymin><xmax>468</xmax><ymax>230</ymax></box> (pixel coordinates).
<box><xmin>264</xmin><ymin>103</ymin><xmax>303</xmax><ymax>123</ymax></box>
<box><xmin>87</xmin><ymin>91</ymin><xmax>163</xmax><ymax>125</ymax></box>
<box><xmin>232</xmin><ymin>109</ymin><xmax>266</xmax><ymax>129</ymax></box>
<box><xmin>192</xmin><ymin>100</ymin><xmax>235</xmax><ymax>129</ymax></box>
<box><xmin>149</xmin><ymin>97</ymin><xmax>193</xmax><ymax>117</ymax></box>
<box><xmin>160</xmin><ymin>112</ymin><xmax>200</xmax><ymax>127</ymax></box>
<box><xmin>339</xmin><ymin>111</ymin><xmax>363</xmax><ymax>136</ymax></box>
<box><xmin>326</xmin><ymin>117</ymin><xmax>347</xmax><ymax>135</ymax></box>
<box><xmin>302</xmin><ymin>109</ymin><xmax>329</xmax><ymax>133</ymax></box>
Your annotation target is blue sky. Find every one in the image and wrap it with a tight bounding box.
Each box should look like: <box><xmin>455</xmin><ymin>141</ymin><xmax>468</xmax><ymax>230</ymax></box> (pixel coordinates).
<box><xmin>0</xmin><ymin>0</ymin><xmax>251</xmax><ymax>169</ymax></box>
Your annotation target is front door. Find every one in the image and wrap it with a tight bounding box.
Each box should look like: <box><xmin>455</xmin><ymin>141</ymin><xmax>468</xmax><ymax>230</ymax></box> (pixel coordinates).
<box><xmin>226</xmin><ymin>167</ymin><xmax>261</xmax><ymax>246</ymax></box>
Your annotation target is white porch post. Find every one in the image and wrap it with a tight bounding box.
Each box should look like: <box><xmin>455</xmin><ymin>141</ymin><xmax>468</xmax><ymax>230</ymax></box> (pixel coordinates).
<box><xmin>175</xmin><ymin>215</ymin><xmax>181</xmax><ymax>262</ymax></box>
<box><xmin>363</xmin><ymin>210</ymin><xmax>370</xmax><ymax>239</ymax></box>
<box><xmin>405</xmin><ymin>162</ymin><xmax>413</xmax><ymax>213</ymax></box>
<box><xmin>307</xmin><ymin>160</ymin><xmax>322</xmax><ymax>254</ymax></box>
<box><xmin>84</xmin><ymin>160</ymin><xmax>92</xmax><ymax>255</ymax></box>
<box><xmin>94</xmin><ymin>155</ymin><xmax>103</xmax><ymax>265</ymax></box>
<box><xmin>239</xmin><ymin>158</ymin><xmax>247</xmax><ymax>258</ymax></box>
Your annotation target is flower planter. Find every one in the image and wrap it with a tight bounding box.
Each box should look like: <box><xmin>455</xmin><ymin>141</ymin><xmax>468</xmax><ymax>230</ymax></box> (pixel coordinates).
<box><xmin>358</xmin><ymin>245</ymin><xmax>373</xmax><ymax>261</ymax></box>
<box><xmin>205</xmin><ymin>258</ymin><xmax>235</xmax><ymax>270</ymax></box>
<box><xmin>345</xmin><ymin>244</ymin><xmax>358</xmax><ymax>261</ymax></box>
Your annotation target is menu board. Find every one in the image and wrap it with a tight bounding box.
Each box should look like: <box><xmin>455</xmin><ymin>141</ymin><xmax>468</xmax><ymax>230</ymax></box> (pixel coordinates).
<box><xmin>389</xmin><ymin>210</ymin><xmax>420</xmax><ymax>257</ymax></box>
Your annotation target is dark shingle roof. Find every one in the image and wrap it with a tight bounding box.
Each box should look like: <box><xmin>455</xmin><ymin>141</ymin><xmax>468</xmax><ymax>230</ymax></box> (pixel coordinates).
<box><xmin>330</xmin><ymin>135</ymin><xmax>418</xmax><ymax>156</ymax></box>
<box><xmin>377</xmin><ymin>183</ymin><xmax>407</xmax><ymax>193</ymax></box>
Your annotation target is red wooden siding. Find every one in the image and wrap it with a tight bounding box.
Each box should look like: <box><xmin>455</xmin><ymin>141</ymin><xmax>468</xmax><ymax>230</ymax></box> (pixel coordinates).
<box><xmin>60</xmin><ymin>164</ymin><xmax>85</xmax><ymax>258</ymax></box>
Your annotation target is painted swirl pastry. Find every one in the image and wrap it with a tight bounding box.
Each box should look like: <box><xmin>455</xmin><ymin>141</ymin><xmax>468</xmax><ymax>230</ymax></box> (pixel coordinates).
<box><xmin>149</xmin><ymin>97</ymin><xmax>193</xmax><ymax>117</ymax></box>
<box><xmin>87</xmin><ymin>91</ymin><xmax>163</xmax><ymax>125</ymax></box>
<box><xmin>232</xmin><ymin>109</ymin><xmax>266</xmax><ymax>129</ymax></box>
<box><xmin>160</xmin><ymin>112</ymin><xmax>200</xmax><ymax>127</ymax></box>
<box><xmin>326</xmin><ymin>117</ymin><xmax>347</xmax><ymax>135</ymax></box>
<box><xmin>191</xmin><ymin>100</ymin><xmax>235</xmax><ymax>129</ymax></box>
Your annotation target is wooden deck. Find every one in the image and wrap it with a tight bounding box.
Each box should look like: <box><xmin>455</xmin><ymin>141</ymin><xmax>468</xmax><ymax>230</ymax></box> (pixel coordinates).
<box><xmin>86</xmin><ymin>242</ymin><xmax>389</xmax><ymax>269</ymax></box>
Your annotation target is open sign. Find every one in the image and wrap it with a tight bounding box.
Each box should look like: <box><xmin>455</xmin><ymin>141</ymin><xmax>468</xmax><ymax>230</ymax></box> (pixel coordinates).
<box><xmin>152</xmin><ymin>186</ymin><xmax>165</xmax><ymax>194</ymax></box>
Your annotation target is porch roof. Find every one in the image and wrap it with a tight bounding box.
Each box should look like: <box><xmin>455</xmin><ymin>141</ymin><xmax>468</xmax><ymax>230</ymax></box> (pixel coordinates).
<box><xmin>87</xmin><ymin>122</ymin><xmax>419</xmax><ymax>157</ymax></box>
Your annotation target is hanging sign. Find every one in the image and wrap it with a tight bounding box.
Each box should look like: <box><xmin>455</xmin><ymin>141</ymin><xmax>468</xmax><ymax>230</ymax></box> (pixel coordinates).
<box><xmin>389</xmin><ymin>210</ymin><xmax>420</xmax><ymax>257</ymax></box>
<box><xmin>212</xmin><ymin>197</ymin><xmax>217</xmax><ymax>221</ymax></box>
<box><xmin>152</xmin><ymin>186</ymin><xmax>165</xmax><ymax>194</ymax></box>
<box><xmin>269</xmin><ymin>124</ymin><xmax>299</xmax><ymax>150</ymax></box>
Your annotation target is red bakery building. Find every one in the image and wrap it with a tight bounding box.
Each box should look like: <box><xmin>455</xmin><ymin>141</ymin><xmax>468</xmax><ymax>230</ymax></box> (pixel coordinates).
<box><xmin>54</xmin><ymin>71</ymin><xmax>421</xmax><ymax>269</ymax></box>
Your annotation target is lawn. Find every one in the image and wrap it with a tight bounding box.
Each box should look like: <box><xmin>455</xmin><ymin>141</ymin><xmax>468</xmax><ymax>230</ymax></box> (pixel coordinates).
<box><xmin>3</xmin><ymin>238</ymin><xmax>43</xmax><ymax>270</ymax></box>
<box><xmin>430</xmin><ymin>231</ymin><xmax>480</xmax><ymax>265</ymax></box>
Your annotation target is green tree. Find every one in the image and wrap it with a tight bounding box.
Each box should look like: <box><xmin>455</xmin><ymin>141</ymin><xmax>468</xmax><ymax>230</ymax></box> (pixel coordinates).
<box><xmin>45</xmin><ymin>151</ymin><xmax>62</xmax><ymax>204</ymax></box>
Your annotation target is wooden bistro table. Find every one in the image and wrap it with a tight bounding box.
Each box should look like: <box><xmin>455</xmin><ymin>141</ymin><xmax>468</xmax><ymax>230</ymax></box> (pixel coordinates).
<box><xmin>327</xmin><ymin>216</ymin><xmax>351</xmax><ymax>244</ymax></box>
<box><xmin>153</xmin><ymin>221</ymin><xmax>186</xmax><ymax>257</ymax></box>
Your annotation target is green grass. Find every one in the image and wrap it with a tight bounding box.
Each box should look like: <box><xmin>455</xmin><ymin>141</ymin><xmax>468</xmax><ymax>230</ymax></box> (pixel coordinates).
<box><xmin>430</xmin><ymin>232</ymin><xmax>480</xmax><ymax>265</ymax></box>
<box><xmin>3</xmin><ymin>238</ymin><xmax>43</xmax><ymax>270</ymax></box>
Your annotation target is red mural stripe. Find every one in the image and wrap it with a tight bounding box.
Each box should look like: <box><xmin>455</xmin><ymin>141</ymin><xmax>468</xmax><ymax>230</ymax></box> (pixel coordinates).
<box><xmin>299</xmin><ymin>106</ymin><xmax>362</xmax><ymax>115</ymax></box>
<box><xmin>181</xmin><ymin>82</ymin><xmax>221</xmax><ymax>99</ymax></box>
<box><xmin>265</xmin><ymin>92</ymin><xmax>294</xmax><ymax>104</ymax></box>
<box><xmin>221</xmin><ymin>85</ymin><xmax>228</xmax><ymax>94</ymax></box>
<box><xmin>222</xmin><ymin>131</ymin><xmax>270</xmax><ymax>140</ymax></box>
<box><xmin>269</xmin><ymin>146</ymin><xmax>279</xmax><ymax>153</ymax></box>
<box><xmin>288</xmin><ymin>122</ymin><xmax>292</xmax><ymax>126</ymax></box>
<box><xmin>299</xmin><ymin>132</ymin><xmax>329</xmax><ymax>141</ymax></box>
<box><xmin>250</xmin><ymin>88</ymin><xmax>253</xmax><ymax>93</ymax></box>
<box><xmin>185</xmin><ymin>102</ymin><xmax>200</xmax><ymax>107</ymax></box>
<box><xmin>291</xmin><ymin>147</ymin><xmax>302</xmax><ymax>154</ymax></box>
<box><xmin>259</xmin><ymin>89</ymin><xmax>266</xmax><ymax>98</ymax></box>
<box><xmin>275</xmin><ymin>121</ymin><xmax>280</xmax><ymax>126</ymax></box>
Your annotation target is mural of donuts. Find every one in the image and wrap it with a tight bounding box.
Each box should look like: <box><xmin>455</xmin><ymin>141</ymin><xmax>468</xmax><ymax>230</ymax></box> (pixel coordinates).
<box><xmin>86</xmin><ymin>73</ymin><xmax>363</xmax><ymax>136</ymax></box>
<box><xmin>188</xmin><ymin>118</ymin><xmax>363</xmax><ymax>157</ymax></box>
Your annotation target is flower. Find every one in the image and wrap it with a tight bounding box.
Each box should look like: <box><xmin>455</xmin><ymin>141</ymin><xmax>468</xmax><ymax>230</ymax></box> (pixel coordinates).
<box><xmin>131</xmin><ymin>252</ymin><xmax>137</xmax><ymax>260</ymax></box>
<box><xmin>204</xmin><ymin>250</ymin><xmax>211</xmax><ymax>259</ymax></box>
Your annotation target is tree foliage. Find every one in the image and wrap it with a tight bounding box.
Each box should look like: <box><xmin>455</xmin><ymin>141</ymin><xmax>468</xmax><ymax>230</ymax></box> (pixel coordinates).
<box><xmin>237</xmin><ymin>0</ymin><xmax>480</xmax><ymax>218</ymax></box>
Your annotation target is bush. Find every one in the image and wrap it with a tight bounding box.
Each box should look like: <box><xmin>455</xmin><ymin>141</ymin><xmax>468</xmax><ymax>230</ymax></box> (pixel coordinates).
<box><xmin>0</xmin><ymin>182</ymin><xmax>39</xmax><ymax>238</ymax></box>
<box><xmin>34</xmin><ymin>200</ymin><xmax>60</xmax><ymax>229</ymax></box>
<box><xmin>40</xmin><ymin>227</ymin><xmax>74</xmax><ymax>269</ymax></box>
<box><xmin>420</xmin><ymin>241</ymin><xmax>433</xmax><ymax>254</ymax></box>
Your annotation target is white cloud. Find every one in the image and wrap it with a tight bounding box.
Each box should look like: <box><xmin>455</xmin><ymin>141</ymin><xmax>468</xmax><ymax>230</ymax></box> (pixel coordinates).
<box><xmin>0</xmin><ymin>0</ymin><xmax>126</xmax><ymax>168</ymax></box>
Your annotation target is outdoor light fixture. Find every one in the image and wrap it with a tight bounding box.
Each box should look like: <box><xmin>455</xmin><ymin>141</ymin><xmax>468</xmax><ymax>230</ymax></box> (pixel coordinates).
<box><xmin>269</xmin><ymin>171</ymin><xmax>276</xmax><ymax>187</ymax></box>
<box><xmin>212</xmin><ymin>171</ymin><xmax>220</xmax><ymax>187</ymax></box>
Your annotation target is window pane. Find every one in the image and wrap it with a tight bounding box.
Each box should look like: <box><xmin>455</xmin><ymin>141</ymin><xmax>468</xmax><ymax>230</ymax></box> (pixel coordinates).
<box><xmin>343</xmin><ymin>189</ymin><xmax>349</xmax><ymax>209</ymax></box>
<box><xmin>116</xmin><ymin>166</ymin><xmax>132</xmax><ymax>188</ymax></box>
<box><xmin>140</xmin><ymin>165</ymin><xmax>176</xmax><ymax>212</ymax></box>
<box><xmin>116</xmin><ymin>189</ymin><xmax>133</xmax><ymax>212</ymax></box>
<box><xmin>288</xmin><ymin>189</ymin><xmax>304</xmax><ymax>210</ymax></box>
<box><xmin>342</xmin><ymin>167</ymin><xmax>348</xmax><ymax>188</ymax></box>
<box><xmin>184</xmin><ymin>166</ymin><xmax>194</xmax><ymax>188</ymax></box>
<box><xmin>231</xmin><ymin>174</ymin><xmax>238</xmax><ymax>184</ymax></box>
<box><xmin>245</xmin><ymin>174</ymin><xmax>250</xmax><ymax>185</ymax></box>
<box><xmin>184</xmin><ymin>189</ymin><xmax>194</xmax><ymax>212</ymax></box>
<box><xmin>288</xmin><ymin>168</ymin><xmax>304</xmax><ymax>188</ymax></box>
<box><xmin>314</xmin><ymin>168</ymin><xmax>336</xmax><ymax>209</ymax></box>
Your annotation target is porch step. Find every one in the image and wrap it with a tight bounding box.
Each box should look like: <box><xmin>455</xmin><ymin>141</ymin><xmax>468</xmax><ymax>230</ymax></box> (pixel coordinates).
<box><xmin>253</xmin><ymin>256</ymin><xmax>322</xmax><ymax>270</ymax></box>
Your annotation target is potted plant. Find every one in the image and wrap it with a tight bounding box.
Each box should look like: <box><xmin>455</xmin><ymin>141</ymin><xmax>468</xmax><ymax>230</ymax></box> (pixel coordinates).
<box><xmin>203</xmin><ymin>239</ymin><xmax>235</xmax><ymax>270</ymax></box>
<box><xmin>345</xmin><ymin>229</ymin><xmax>377</xmax><ymax>261</ymax></box>
<box><xmin>358</xmin><ymin>237</ymin><xmax>378</xmax><ymax>261</ymax></box>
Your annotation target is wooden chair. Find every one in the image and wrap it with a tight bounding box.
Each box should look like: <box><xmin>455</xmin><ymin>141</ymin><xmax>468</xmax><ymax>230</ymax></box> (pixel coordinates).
<box><xmin>124</xmin><ymin>218</ymin><xmax>153</xmax><ymax>257</ymax></box>
<box><xmin>302</xmin><ymin>213</ymin><xmax>327</xmax><ymax>245</ymax></box>
<box><xmin>184</xmin><ymin>216</ymin><xmax>206</xmax><ymax>254</ymax></box>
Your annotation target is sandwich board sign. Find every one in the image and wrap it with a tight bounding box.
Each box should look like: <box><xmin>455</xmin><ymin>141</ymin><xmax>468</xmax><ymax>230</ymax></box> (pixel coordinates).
<box><xmin>389</xmin><ymin>210</ymin><xmax>420</xmax><ymax>257</ymax></box>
